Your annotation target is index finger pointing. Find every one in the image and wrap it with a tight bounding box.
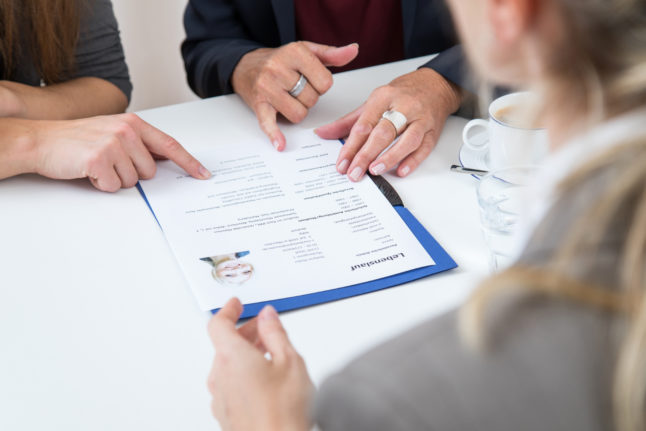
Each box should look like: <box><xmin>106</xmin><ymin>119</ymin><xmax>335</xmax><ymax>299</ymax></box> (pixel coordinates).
<box><xmin>130</xmin><ymin>115</ymin><xmax>211</xmax><ymax>180</ymax></box>
<box><xmin>256</xmin><ymin>102</ymin><xmax>286</xmax><ymax>151</ymax></box>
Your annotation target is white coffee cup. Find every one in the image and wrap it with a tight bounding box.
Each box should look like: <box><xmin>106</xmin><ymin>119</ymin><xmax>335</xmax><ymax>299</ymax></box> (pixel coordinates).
<box><xmin>461</xmin><ymin>92</ymin><xmax>549</xmax><ymax>171</ymax></box>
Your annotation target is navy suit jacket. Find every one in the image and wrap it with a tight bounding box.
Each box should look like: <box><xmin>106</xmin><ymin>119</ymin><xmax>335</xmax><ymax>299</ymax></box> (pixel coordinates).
<box><xmin>182</xmin><ymin>0</ymin><xmax>468</xmax><ymax>98</ymax></box>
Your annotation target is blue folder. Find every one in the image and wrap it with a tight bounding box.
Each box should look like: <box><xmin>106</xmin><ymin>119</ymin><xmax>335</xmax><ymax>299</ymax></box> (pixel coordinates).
<box><xmin>137</xmin><ymin>152</ymin><xmax>457</xmax><ymax>319</ymax></box>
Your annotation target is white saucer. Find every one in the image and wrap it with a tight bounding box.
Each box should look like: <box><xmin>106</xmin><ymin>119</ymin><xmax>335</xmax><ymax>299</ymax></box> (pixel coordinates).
<box><xmin>458</xmin><ymin>144</ymin><xmax>490</xmax><ymax>177</ymax></box>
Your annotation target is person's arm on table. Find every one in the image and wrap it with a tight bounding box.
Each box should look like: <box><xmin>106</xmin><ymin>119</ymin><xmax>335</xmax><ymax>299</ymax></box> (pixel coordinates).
<box><xmin>0</xmin><ymin>78</ymin><xmax>127</xmax><ymax>120</ymax></box>
<box><xmin>231</xmin><ymin>42</ymin><xmax>358</xmax><ymax>151</ymax></box>
<box><xmin>182</xmin><ymin>0</ymin><xmax>358</xmax><ymax>151</ymax></box>
<box><xmin>207</xmin><ymin>298</ymin><xmax>313</xmax><ymax>431</ymax></box>
<box><xmin>0</xmin><ymin>0</ymin><xmax>131</xmax><ymax>120</ymax></box>
<box><xmin>315</xmin><ymin>46</ymin><xmax>468</xmax><ymax>180</ymax></box>
<box><xmin>0</xmin><ymin>114</ymin><xmax>211</xmax><ymax>192</ymax></box>
<box><xmin>315</xmin><ymin>66</ymin><xmax>462</xmax><ymax>180</ymax></box>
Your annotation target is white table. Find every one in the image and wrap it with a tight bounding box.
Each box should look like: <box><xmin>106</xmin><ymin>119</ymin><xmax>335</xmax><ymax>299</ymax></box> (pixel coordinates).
<box><xmin>0</xmin><ymin>57</ymin><xmax>488</xmax><ymax>430</ymax></box>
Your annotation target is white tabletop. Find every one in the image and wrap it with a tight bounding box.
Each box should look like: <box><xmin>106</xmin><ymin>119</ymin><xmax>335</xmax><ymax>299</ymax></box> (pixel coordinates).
<box><xmin>0</xmin><ymin>57</ymin><xmax>488</xmax><ymax>430</ymax></box>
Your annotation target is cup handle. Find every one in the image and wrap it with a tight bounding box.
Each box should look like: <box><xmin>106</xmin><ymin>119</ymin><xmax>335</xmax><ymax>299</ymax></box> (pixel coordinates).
<box><xmin>462</xmin><ymin>119</ymin><xmax>490</xmax><ymax>152</ymax></box>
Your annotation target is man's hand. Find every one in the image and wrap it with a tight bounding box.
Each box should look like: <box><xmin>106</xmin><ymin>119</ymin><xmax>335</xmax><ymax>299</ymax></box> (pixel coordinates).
<box><xmin>24</xmin><ymin>113</ymin><xmax>210</xmax><ymax>191</ymax></box>
<box><xmin>208</xmin><ymin>298</ymin><xmax>313</xmax><ymax>431</ymax></box>
<box><xmin>232</xmin><ymin>41</ymin><xmax>359</xmax><ymax>151</ymax></box>
<box><xmin>315</xmin><ymin>68</ymin><xmax>462</xmax><ymax>181</ymax></box>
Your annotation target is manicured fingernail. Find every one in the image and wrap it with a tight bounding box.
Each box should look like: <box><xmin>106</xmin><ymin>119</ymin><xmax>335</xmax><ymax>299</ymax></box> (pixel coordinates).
<box><xmin>199</xmin><ymin>166</ymin><xmax>211</xmax><ymax>179</ymax></box>
<box><xmin>260</xmin><ymin>305</ymin><xmax>279</xmax><ymax>321</ymax></box>
<box><xmin>400</xmin><ymin>166</ymin><xmax>411</xmax><ymax>177</ymax></box>
<box><xmin>337</xmin><ymin>159</ymin><xmax>349</xmax><ymax>173</ymax></box>
<box><xmin>272</xmin><ymin>140</ymin><xmax>280</xmax><ymax>150</ymax></box>
<box><xmin>349</xmin><ymin>167</ymin><xmax>363</xmax><ymax>181</ymax></box>
<box><xmin>371</xmin><ymin>163</ymin><xmax>386</xmax><ymax>175</ymax></box>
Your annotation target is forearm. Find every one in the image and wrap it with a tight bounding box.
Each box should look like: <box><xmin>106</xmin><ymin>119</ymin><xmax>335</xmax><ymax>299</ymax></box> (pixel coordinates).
<box><xmin>0</xmin><ymin>118</ymin><xmax>38</xmax><ymax>179</ymax></box>
<box><xmin>0</xmin><ymin>77</ymin><xmax>128</xmax><ymax>121</ymax></box>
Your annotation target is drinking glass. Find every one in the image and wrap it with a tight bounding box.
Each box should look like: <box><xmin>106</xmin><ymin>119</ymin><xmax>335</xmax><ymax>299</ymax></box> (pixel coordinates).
<box><xmin>477</xmin><ymin>166</ymin><xmax>537</xmax><ymax>271</ymax></box>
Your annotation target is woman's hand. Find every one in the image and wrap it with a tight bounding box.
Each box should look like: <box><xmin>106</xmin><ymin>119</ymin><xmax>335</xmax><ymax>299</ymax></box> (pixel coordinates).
<box><xmin>20</xmin><ymin>113</ymin><xmax>210</xmax><ymax>191</ymax></box>
<box><xmin>315</xmin><ymin>68</ymin><xmax>462</xmax><ymax>181</ymax></box>
<box><xmin>231</xmin><ymin>42</ymin><xmax>359</xmax><ymax>151</ymax></box>
<box><xmin>208</xmin><ymin>298</ymin><xmax>313</xmax><ymax>431</ymax></box>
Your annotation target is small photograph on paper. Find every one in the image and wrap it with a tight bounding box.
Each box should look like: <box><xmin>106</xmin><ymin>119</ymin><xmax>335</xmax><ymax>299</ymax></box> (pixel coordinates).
<box><xmin>200</xmin><ymin>251</ymin><xmax>254</xmax><ymax>286</ymax></box>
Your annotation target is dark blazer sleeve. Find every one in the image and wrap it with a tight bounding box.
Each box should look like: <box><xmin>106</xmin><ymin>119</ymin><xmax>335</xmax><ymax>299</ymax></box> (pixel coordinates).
<box><xmin>420</xmin><ymin>45</ymin><xmax>475</xmax><ymax>93</ymax></box>
<box><xmin>420</xmin><ymin>45</ymin><xmax>479</xmax><ymax>117</ymax></box>
<box><xmin>74</xmin><ymin>0</ymin><xmax>132</xmax><ymax>102</ymax></box>
<box><xmin>182</xmin><ymin>0</ymin><xmax>283</xmax><ymax>98</ymax></box>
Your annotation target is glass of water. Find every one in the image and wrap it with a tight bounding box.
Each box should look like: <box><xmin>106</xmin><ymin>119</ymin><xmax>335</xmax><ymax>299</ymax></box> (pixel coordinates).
<box><xmin>477</xmin><ymin>166</ymin><xmax>537</xmax><ymax>271</ymax></box>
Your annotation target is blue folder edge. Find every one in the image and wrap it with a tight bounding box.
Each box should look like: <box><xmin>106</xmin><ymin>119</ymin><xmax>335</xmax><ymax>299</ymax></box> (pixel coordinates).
<box><xmin>136</xmin><ymin>172</ymin><xmax>457</xmax><ymax>319</ymax></box>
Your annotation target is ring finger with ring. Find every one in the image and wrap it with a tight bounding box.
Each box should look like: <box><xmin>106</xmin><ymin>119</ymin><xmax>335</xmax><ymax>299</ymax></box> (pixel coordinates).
<box><xmin>286</xmin><ymin>72</ymin><xmax>320</xmax><ymax>109</ymax></box>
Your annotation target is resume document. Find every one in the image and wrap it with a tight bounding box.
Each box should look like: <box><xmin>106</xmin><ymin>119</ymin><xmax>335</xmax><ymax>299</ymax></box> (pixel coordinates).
<box><xmin>139</xmin><ymin>130</ymin><xmax>435</xmax><ymax>311</ymax></box>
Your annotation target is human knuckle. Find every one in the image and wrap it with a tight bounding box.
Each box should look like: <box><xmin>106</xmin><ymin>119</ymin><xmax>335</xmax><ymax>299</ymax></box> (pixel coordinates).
<box><xmin>406</xmin><ymin>130</ymin><xmax>425</xmax><ymax>146</ymax></box>
<box><xmin>291</xmin><ymin>41</ymin><xmax>308</xmax><ymax>54</ymax></box>
<box><xmin>85</xmin><ymin>151</ymin><xmax>105</xmax><ymax>173</ymax></box>
<box><xmin>353</xmin><ymin>153</ymin><xmax>370</xmax><ymax>167</ymax></box>
<box><xmin>280</xmin><ymin>347</ymin><xmax>299</xmax><ymax>364</ymax></box>
<box><xmin>285</xmin><ymin>41</ymin><xmax>300</xmax><ymax>51</ymax></box>
<box><xmin>140</xmin><ymin>163</ymin><xmax>157</xmax><ymax>180</ymax></box>
<box><xmin>105</xmin><ymin>181</ymin><xmax>121</xmax><ymax>193</ymax></box>
<box><xmin>352</xmin><ymin>121</ymin><xmax>372</xmax><ymax>136</ymax></box>
<box><xmin>255</xmin><ymin>76</ymin><xmax>274</xmax><ymax>96</ymax></box>
<box><xmin>213</xmin><ymin>348</ymin><xmax>231</xmax><ymax>367</ymax></box>
<box><xmin>374</xmin><ymin>85</ymin><xmax>393</xmax><ymax>99</ymax></box>
<box><xmin>123</xmin><ymin>112</ymin><xmax>138</xmax><ymax>121</ymax></box>
<box><xmin>374</xmin><ymin>126</ymin><xmax>395</xmax><ymax>141</ymax></box>
<box><xmin>307</xmin><ymin>93</ymin><xmax>320</xmax><ymax>107</ymax></box>
<box><xmin>320</xmin><ymin>74</ymin><xmax>333</xmax><ymax>93</ymax></box>
<box><xmin>123</xmin><ymin>178</ymin><xmax>138</xmax><ymax>189</ymax></box>
<box><xmin>291</xmin><ymin>107</ymin><xmax>307</xmax><ymax>124</ymax></box>
<box><xmin>160</xmin><ymin>136</ymin><xmax>181</xmax><ymax>153</ymax></box>
<box><xmin>263</xmin><ymin>57</ymin><xmax>282</xmax><ymax>75</ymax></box>
<box><xmin>412</xmin><ymin>151</ymin><xmax>427</xmax><ymax>164</ymax></box>
<box><xmin>420</xmin><ymin>136</ymin><xmax>437</xmax><ymax>152</ymax></box>
<box><xmin>117</xmin><ymin>112</ymin><xmax>139</xmax><ymax>125</ymax></box>
<box><xmin>290</xmin><ymin>350</ymin><xmax>305</xmax><ymax>365</ymax></box>
<box><xmin>206</xmin><ymin>375</ymin><xmax>216</xmax><ymax>395</ymax></box>
<box><xmin>259</xmin><ymin>117</ymin><xmax>275</xmax><ymax>132</ymax></box>
<box><xmin>407</xmin><ymin>98</ymin><xmax>425</xmax><ymax>114</ymax></box>
<box><xmin>113</xmin><ymin>122</ymin><xmax>136</xmax><ymax>141</ymax></box>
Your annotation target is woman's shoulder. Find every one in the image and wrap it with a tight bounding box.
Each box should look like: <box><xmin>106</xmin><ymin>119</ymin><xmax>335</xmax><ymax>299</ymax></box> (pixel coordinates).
<box><xmin>521</xmin><ymin>137</ymin><xmax>645</xmax><ymax>285</ymax></box>
<box><xmin>314</xmin><ymin>300</ymin><xmax>615</xmax><ymax>431</ymax></box>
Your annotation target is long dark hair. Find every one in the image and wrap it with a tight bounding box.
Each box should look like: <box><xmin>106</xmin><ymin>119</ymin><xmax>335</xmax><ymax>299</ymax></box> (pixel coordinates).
<box><xmin>0</xmin><ymin>0</ymin><xmax>82</xmax><ymax>84</ymax></box>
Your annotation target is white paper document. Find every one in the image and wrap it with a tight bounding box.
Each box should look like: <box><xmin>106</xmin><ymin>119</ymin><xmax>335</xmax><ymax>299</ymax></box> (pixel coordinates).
<box><xmin>139</xmin><ymin>129</ymin><xmax>434</xmax><ymax>311</ymax></box>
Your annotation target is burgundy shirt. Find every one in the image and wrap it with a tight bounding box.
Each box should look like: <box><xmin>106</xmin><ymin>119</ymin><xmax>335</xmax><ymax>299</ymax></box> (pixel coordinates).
<box><xmin>294</xmin><ymin>0</ymin><xmax>404</xmax><ymax>73</ymax></box>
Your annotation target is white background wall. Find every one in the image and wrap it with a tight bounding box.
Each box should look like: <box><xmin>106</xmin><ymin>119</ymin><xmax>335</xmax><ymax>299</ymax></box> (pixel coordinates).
<box><xmin>111</xmin><ymin>0</ymin><xmax>199</xmax><ymax>112</ymax></box>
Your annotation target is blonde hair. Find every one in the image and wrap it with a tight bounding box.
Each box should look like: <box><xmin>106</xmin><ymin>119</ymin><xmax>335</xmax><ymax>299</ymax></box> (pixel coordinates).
<box><xmin>461</xmin><ymin>1</ymin><xmax>646</xmax><ymax>430</ymax></box>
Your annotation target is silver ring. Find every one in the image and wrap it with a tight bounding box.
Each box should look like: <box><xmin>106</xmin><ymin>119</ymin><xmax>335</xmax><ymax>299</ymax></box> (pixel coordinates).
<box><xmin>288</xmin><ymin>74</ymin><xmax>307</xmax><ymax>98</ymax></box>
<box><xmin>381</xmin><ymin>110</ymin><xmax>408</xmax><ymax>135</ymax></box>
